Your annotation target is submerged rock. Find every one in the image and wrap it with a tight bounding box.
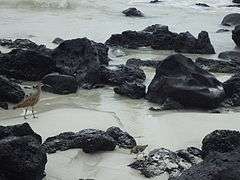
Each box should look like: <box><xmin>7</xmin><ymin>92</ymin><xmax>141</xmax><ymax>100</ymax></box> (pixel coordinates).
<box><xmin>195</xmin><ymin>57</ymin><xmax>240</xmax><ymax>73</ymax></box>
<box><xmin>129</xmin><ymin>147</ymin><xmax>201</xmax><ymax>178</ymax></box>
<box><xmin>114</xmin><ymin>81</ymin><xmax>146</xmax><ymax>99</ymax></box>
<box><xmin>202</xmin><ymin>130</ymin><xmax>240</xmax><ymax>157</ymax></box>
<box><xmin>0</xmin><ymin>76</ymin><xmax>25</xmax><ymax>103</ymax></box>
<box><xmin>216</xmin><ymin>29</ymin><xmax>230</xmax><ymax>33</ymax></box>
<box><xmin>0</xmin><ymin>49</ymin><xmax>56</xmax><ymax>81</ymax></box>
<box><xmin>42</xmin><ymin>73</ymin><xmax>78</xmax><ymax>95</ymax></box>
<box><xmin>232</xmin><ymin>25</ymin><xmax>240</xmax><ymax>47</ymax></box>
<box><xmin>195</xmin><ymin>3</ymin><xmax>210</xmax><ymax>7</ymax></box>
<box><xmin>52</xmin><ymin>38</ymin><xmax>110</xmax><ymax>86</ymax></box>
<box><xmin>0</xmin><ymin>123</ymin><xmax>47</xmax><ymax>180</ymax></box>
<box><xmin>221</xmin><ymin>13</ymin><xmax>240</xmax><ymax>26</ymax></box>
<box><xmin>122</xmin><ymin>8</ymin><xmax>144</xmax><ymax>17</ymax></box>
<box><xmin>126</xmin><ymin>58</ymin><xmax>159</xmax><ymax>68</ymax></box>
<box><xmin>146</xmin><ymin>54</ymin><xmax>225</xmax><ymax>109</ymax></box>
<box><xmin>106</xmin><ymin>127</ymin><xmax>136</xmax><ymax>149</ymax></box>
<box><xmin>42</xmin><ymin>129</ymin><xmax>117</xmax><ymax>153</ymax></box>
<box><xmin>218</xmin><ymin>51</ymin><xmax>240</xmax><ymax>62</ymax></box>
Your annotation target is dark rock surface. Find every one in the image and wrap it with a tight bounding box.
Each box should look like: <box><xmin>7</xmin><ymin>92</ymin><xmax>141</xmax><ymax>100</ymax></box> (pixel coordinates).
<box><xmin>202</xmin><ymin>130</ymin><xmax>240</xmax><ymax>157</ymax></box>
<box><xmin>216</xmin><ymin>28</ymin><xmax>230</xmax><ymax>33</ymax></box>
<box><xmin>106</xmin><ymin>126</ymin><xmax>137</xmax><ymax>149</ymax></box>
<box><xmin>0</xmin><ymin>49</ymin><xmax>56</xmax><ymax>81</ymax></box>
<box><xmin>52</xmin><ymin>38</ymin><xmax>110</xmax><ymax>86</ymax></box>
<box><xmin>114</xmin><ymin>81</ymin><xmax>146</xmax><ymax>99</ymax></box>
<box><xmin>149</xmin><ymin>98</ymin><xmax>184</xmax><ymax>111</ymax></box>
<box><xmin>218</xmin><ymin>51</ymin><xmax>240</xmax><ymax>62</ymax></box>
<box><xmin>232</xmin><ymin>25</ymin><xmax>240</xmax><ymax>47</ymax></box>
<box><xmin>195</xmin><ymin>3</ymin><xmax>210</xmax><ymax>7</ymax></box>
<box><xmin>42</xmin><ymin>73</ymin><xmax>78</xmax><ymax>95</ymax></box>
<box><xmin>0</xmin><ymin>76</ymin><xmax>25</xmax><ymax>103</ymax></box>
<box><xmin>129</xmin><ymin>147</ymin><xmax>202</xmax><ymax>178</ymax></box>
<box><xmin>0</xmin><ymin>123</ymin><xmax>47</xmax><ymax>180</ymax></box>
<box><xmin>42</xmin><ymin>129</ymin><xmax>117</xmax><ymax>153</ymax></box>
<box><xmin>172</xmin><ymin>148</ymin><xmax>240</xmax><ymax>180</ymax></box>
<box><xmin>233</xmin><ymin>0</ymin><xmax>240</xmax><ymax>3</ymax></box>
<box><xmin>0</xmin><ymin>39</ymin><xmax>39</xmax><ymax>49</ymax></box>
<box><xmin>195</xmin><ymin>57</ymin><xmax>240</xmax><ymax>73</ymax></box>
<box><xmin>122</xmin><ymin>7</ymin><xmax>144</xmax><ymax>17</ymax></box>
<box><xmin>52</xmin><ymin>37</ymin><xmax>64</xmax><ymax>44</ymax></box>
<box><xmin>99</xmin><ymin>65</ymin><xmax>146</xmax><ymax>86</ymax></box>
<box><xmin>126</xmin><ymin>58</ymin><xmax>159</xmax><ymax>68</ymax></box>
<box><xmin>221</xmin><ymin>13</ymin><xmax>240</xmax><ymax>26</ymax></box>
<box><xmin>146</xmin><ymin>54</ymin><xmax>225</xmax><ymax>109</ymax></box>
<box><xmin>149</xmin><ymin>0</ymin><xmax>162</xmax><ymax>3</ymax></box>
<box><xmin>106</xmin><ymin>25</ymin><xmax>215</xmax><ymax>54</ymax></box>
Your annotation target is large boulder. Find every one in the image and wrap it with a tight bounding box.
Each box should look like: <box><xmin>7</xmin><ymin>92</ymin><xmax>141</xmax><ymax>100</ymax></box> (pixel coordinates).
<box><xmin>218</xmin><ymin>51</ymin><xmax>240</xmax><ymax>63</ymax></box>
<box><xmin>232</xmin><ymin>25</ymin><xmax>240</xmax><ymax>47</ymax></box>
<box><xmin>42</xmin><ymin>73</ymin><xmax>78</xmax><ymax>95</ymax></box>
<box><xmin>122</xmin><ymin>7</ymin><xmax>144</xmax><ymax>17</ymax></box>
<box><xmin>146</xmin><ymin>54</ymin><xmax>225</xmax><ymax>109</ymax></box>
<box><xmin>114</xmin><ymin>81</ymin><xmax>146</xmax><ymax>99</ymax></box>
<box><xmin>129</xmin><ymin>147</ymin><xmax>201</xmax><ymax>178</ymax></box>
<box><xmin>0</xmin><ymin>76</ymin><xmax>25</xmax><ymax>103</ymax></box>
<box><xmin>42</xmin><ymin>129</ymin><xmax>117</xmax><ymax>153</ymax></box>
<box><xmin>0</xmin><ymin>123</ymin><xmax>47</xmax><ymax>180</ymax></box>
<box><xmin>106</xmin><ymin>126</ymin><xmax>136</xmax><ymax>149</ymax></box>
<box><xmin>52</xmin><ymin>38</ymin><xmax>110</xmax><ymax>86</ymax></box>
<box><xmin>0</xmin><ymin>49</ymin><xmax>55</xmax><ymax>81</ymax></box>
<box><xmin>195</xmin><ymin>57</ymin><xmax>240</xmax><ymax>73</ymax></box>
<box><xmin>174</xmin><ymin>31</ymin><xmax>215</xmax><ymax>54</ymax></box>
<box><xmin>221</xmin><ymin>13</ymin><xmax>240</xmax><ymax>26</ymax></box>
<box><xmin>172</xmin><ymin>148</ymin><xmax>240</xmax><ymax>180</ymax></box>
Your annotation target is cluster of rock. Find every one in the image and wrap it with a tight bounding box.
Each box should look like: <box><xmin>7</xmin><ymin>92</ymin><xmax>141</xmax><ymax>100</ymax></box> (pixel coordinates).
<box><xmin>105</xmin><ymin>24</ymin><xmax>215</xmax><ymax>54</ymax></box>
<box><xmin>130</xmin><ymin>129</ymin><xmax>240</xmax><ymax>180</ymax></box>
<box><xmin>41</xmin><ymin>126</ymin><xmax>136</xmax><ymax>153</ymax></box>
<box><xmin>172</xmin><ymin>130</ymin><xmax>240</xmax><ymax>180</ymax></box>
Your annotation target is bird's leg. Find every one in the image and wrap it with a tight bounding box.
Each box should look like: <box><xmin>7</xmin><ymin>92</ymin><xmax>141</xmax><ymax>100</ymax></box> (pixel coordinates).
<box><xmin>24</xmin><ymin>108</ymin><xmax>28</xmax><ymax>119</ymax></box>
<box><xmin>32</xmin><ymin>106</ymin><xmax>37</xmax><ymax>118</ymax></box>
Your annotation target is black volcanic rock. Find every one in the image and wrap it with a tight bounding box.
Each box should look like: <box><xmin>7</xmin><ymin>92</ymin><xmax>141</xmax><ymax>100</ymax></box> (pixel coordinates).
<box><xmin>0</xmin><ymin>123</ymin><xmax>47</xmax><ymax>180</ymax></box>
<box><xmin>146</xmin><ymin>54</ymin><xmax>225</xmax><ymax>109</ymax></box>
<box><xmin>122</xmin><ymin>7</ymin><xmax>144</xmax><ymax>17</ymax></box>
<box><xmin>221</xmin><ymin>13</ymin><xmax>240</xmax><ymax>26</ymax></box>
<box><xmin>218</xmin><ymin>51</ymin><xmax>240</xmax><ymax>62</ymax></box>
<box><xmin>232</xmin><ymin>25</ymin><xmax>240</xmax><ymax>47</ymax></box>
<box><xmin>114</xmin><ymin>81</ymin><xmax>146</xmax><ymax>99</ymax></box>
<box><xmin>0</xmin><ymin>76</ymin><xmax>25</xmax><ymax>103</ymax></box>
<box><xmin>106</xmin><ymin>126</ymin><xmax>136</xmax><ymax>149</ymax></box>
<box><xmin>42</xmin><ymin>73</ymin><xmax>78</xmax><ymax>94</ymax></box>
<box><xmin>126</xmin><ymin>58</ymin><xmax>159</xmax><ymax>68</ymax></box>
<box><xmin>195</xmin><ymin>3</ymin><xmax>210</xmax><ymax>7</ymax></box>
<box><xmin>0</xmin><ymin>49</ymin><xmax>55</xmax><ymax>81</ymax></box>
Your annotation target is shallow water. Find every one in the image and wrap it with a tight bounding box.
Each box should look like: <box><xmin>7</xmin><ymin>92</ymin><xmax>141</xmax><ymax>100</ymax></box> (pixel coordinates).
<box><xmin>0</xmin><ymin>0</ymin><xmax>240</xmax><ymax>179</ymax></box>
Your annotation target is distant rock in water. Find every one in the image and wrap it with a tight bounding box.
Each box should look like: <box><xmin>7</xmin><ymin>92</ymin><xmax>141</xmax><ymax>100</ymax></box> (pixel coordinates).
<box><xmin>114</xmin><ymin>81</ymin><xmax>146</xmax><ymax>99</ymax></box>
<box><xmin>42</xmin><ymin>73</ymin><xmax>78</xmax><ymax>95</ymax></box>
<box><xmin>122</xmin><ymin>7</ymin><xmax>144</xmax><ymax>17</ymax></box>
<box><xmin>232</xmin><ymin>25</ymin><xmax>240</xmax><ymax>47</ymax></box>
<box><xmin>195</xmin><ymin>57</ymin><xmax>240</xmax><ymax>73</ymax></box>
<box><xmin>0</xmin><ymin>123</ymin><xmax>47</xmax><ymax>180</ymax></box>
<box><xmin>226</xmin><ymin>4</ymin><xmax>240</xmax><ymax>7</ymax></box>
<box><xmin>216</xmin><ymin>28</ymin><xmax>230</xmax><ymax>33</ymax></box>
<box><xmin>52</xmin><ymin>37</ymin><xmax>64</xmax><ymax>44</ymax></box>
<box><xmin>42</xmin><ymin>127</ymin><xmax>136</xmax><ymax>153</ymax></box>
<box><xmin>195</xmin><ymin>3</ymin><xmax>210</xmax><ymax>7</ymax></box>
<box><xmin>149</xmin><ymin>0</ymin><xmax>162</xmax><ymax>3</ymax></box>
<box><xmin>0</xmin><ymin>49</ymin><xmax>56</xmax><ymax>81</ymax></box>
<box><xmin>0</xmin><ymin>76</ymin><xmax>25</xmax><ymax>103</ymax></box>
<box><xmin>106</xmin><ymin>24</ymin><xmax>215</xmax><ymax>54</ymax></box>
<box><xmin>146</xmin><ymin>54</ymin><xmax>225</xmax><ymax>109</ymax></box>
<box><xmin>129</xmin><ymin>147</ymin><xmax>202</xmax><ymax>178</ymax></box>
<box><xmin>221</xmin><ymin>13</ymin><xmax>240</xmax><ymax>26</ymax></box>
<box><xmin>233</xmin><ymin>0</ymin><xmax>240</xmax><ymax>3</ymax></box>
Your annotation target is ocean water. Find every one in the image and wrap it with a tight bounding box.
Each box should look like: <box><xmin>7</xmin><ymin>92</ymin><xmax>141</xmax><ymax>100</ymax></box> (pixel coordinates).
<box><xmin>0</xmin><ymin>0</ymin><xmax>240</xmax><ymax>179</ymax></box>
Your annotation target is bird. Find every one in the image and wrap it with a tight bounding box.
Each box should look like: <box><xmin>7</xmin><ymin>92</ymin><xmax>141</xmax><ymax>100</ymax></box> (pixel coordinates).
<box><xmin>13</xmin><ymin>82</ymin><xmax>43</xmax><ymax>119</ymax></box>
<box><xmin>130</xmin><ymin>145</ymin><xmax>148</xmax><ymax>154</ymax></box>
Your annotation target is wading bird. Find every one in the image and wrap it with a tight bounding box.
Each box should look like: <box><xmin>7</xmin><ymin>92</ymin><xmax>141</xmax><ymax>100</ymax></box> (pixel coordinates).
<box><xmin>13</xmin><ymin>82</ymin><xmax>43</xmax><ymax>119</ymax></box>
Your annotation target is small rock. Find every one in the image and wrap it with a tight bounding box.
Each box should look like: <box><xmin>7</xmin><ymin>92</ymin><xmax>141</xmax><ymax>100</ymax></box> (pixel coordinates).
<box><xmin>122</xmin><ymin>7</ymin><xmax>144</xmax><ymax>17</ymax></box>
<box><xmin>52</xmin><ymin>37</ymin><xmax>64</xmax><ymax>44</ymax></box>
<box><xmin>216</xmin><ymin>29</ymin><xmax>230</xmax><ymax>33</ymax></box>
<box><xmin>195</xmin><ymin>3</ymin><xmax>210</xmax><ymax>7</ymax></box>
<box><xmin>221</xmin><ymin>13</ymin><xmax>240</xmax><ymax>26</ymax></box>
